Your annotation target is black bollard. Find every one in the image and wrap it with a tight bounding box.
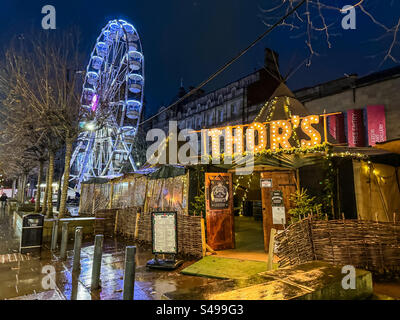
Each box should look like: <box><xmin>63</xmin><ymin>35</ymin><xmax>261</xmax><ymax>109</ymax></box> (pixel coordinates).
<box><xmin>122</xmin><ymin>246</ymin><xmax>136</xmax><ymax>300</ymax></box>
<box><xmin>72</xmin><ymin>227</ymin><xmax>83</xmax><ymax>272</ymax></box>
<box><xmin>91</xmin><ymin>234</ymin><xmax>104</xmax><ymax>290</ymax></box>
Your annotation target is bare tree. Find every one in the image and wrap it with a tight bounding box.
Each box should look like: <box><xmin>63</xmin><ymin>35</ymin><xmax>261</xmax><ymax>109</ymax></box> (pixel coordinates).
<box><xmin>0</xmin><ymin>30</ymin><xmax>88</xmax><ymax>217</ymax></box>
<box><xmin>0</xmin><ymin>29</ymin><xmax>116</xmax><ymax>218</ymax></box>
<box><xmin>261</xmin><ymin>0</ymin><xmax>400</xmax><ymax>69</ymax></box>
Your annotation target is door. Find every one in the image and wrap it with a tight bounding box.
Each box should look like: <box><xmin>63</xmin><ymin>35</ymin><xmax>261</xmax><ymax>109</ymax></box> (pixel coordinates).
<box><xmin>205</xmin><ymin>173</ymin><xmax>234</xmax><ymax>250</ymax></box>
<box><xmin>261</xmin><ymin>171</ymin><xmax>297</xmax><ymax>251</ymax></box>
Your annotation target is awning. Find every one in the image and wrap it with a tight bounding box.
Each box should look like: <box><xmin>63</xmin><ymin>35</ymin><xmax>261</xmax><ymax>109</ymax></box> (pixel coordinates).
<box><xmin>374</xmin><ymin>138</ymin><xmax>400</xmax><ymax>155</ymax></box>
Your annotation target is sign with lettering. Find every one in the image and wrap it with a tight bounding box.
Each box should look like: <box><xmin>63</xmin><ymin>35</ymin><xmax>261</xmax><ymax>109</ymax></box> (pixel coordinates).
<box><xmin>261</xmin><ymin>178</ymin><xmax>273</xmax><ymax>188</ymax></box>
<box><xmin>271</xmin><ymin>190</ymin><xmax>286</xmax><ymax>225</ymax></box>
<box><xmin>152</xmin><ymin>211</ymin><xmax>178</xmax><ymax>254</ymax></box>
<box><xmin>209</xmin><ymin>178</ymin><xmax>230</xmax><ymax>210</ymax></box>
<box><xmin>347</xmin><ymin>109</ymin><xmax>365</xmax><ymax>147</ymax></box>
<box><xmin>207</xmin><ymin>114</ymin><xmax>328</xmax><ymax>159</ymax></box>
<box><xmin>367</xmin><ymin>105</ymin><xmax>386</xmax><ymax>146</ymax></box>
<box><xmin>328</xmin><ymin>113</ymin><xmax>346</xmax><ymax>143</ymax></box>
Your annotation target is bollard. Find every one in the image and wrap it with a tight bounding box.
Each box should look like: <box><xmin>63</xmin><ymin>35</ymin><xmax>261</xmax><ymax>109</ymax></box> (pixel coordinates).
<box><xmin>59</xmin><ymin>222</ymin><xmax>69</xmax><ymax>260</ymax></box>
<box><xmin>122</xmin><ymin>246</ymin><xmax>136</xmax><ymax>300</ymax></box>
<box><xmin>70</xmin><ymin>273</ymin><xmax>79</xmax><ymax>300</ymax></box>
<box><xmin>50</xmin><ymin>219</ymin><xmax>59</xmax><ymax>251</ymax></box>
<box><xmin>72</xmin><ymin>227</ymin><xmax>83</xmax><ymax>272</ymax></box>
<box><xmin>91</xmin><ymin>234</ymin><xmax>104</xmax><ymax>290</ymax></box>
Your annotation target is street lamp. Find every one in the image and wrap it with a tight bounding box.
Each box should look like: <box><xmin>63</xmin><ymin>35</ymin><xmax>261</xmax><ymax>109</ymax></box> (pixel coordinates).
<box><xmin>86</xmin><ymin>122</ymin><xmax>96</xmax><ymax>131</ymax></box>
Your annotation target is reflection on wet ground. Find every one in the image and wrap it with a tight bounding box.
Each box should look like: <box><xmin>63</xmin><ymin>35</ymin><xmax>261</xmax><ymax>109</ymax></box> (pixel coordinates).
<box><xmin>0</xmin><ymin>208</ymin><xmax>217</xmax><ymax>300</ymax></box>
<box><xmin>0</xmin><ymin>207</ymin><xmax>20</xmax><ymax>255</ymax></box>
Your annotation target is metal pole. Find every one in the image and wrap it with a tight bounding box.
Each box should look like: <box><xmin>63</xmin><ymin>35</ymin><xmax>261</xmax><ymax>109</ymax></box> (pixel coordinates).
<box><xmin>72</xmin><ymin>226</ymin><xmax>83</xmax><ymax>272</ymax></box>
<box><xmin>59</xmin><ymin>222</ymin><xmax>69</xmax><ymax>260</ymax></box>
<box><xmin>50</xmin><ymin>219</ymin><xmax>59</xmax><ymax>251</ymax></box>
<box><xmin>91</xmin><ymin>234</ymin><xmax>104</xmax><ymax>290</ymax></box>
<box><xmin>123</xmin><ymin>246</ymin><xmax>136</xmax><ymax>300</ymax></box>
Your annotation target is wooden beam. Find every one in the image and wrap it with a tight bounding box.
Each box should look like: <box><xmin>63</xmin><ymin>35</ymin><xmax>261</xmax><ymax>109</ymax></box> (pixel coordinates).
<box><xmin>201</xmin><ymin>218</ymin><xmax>206</xmax><ymax>257</ymax></box>
<box><xmin>267</xmin><ymin>228</ymin><xmax>277</xmax><ymax>271</ymax></box>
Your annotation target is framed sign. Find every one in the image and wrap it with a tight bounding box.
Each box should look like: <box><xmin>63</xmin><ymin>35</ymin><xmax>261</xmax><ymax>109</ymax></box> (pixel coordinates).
<box><xmin>261</xmin><ymin>178</ymin><xmax>272</xmax><ymax>188</ymax></box>
<box><xmin>271</xmin><ymin>190</ymin><xmax>286</xmax><ymax>225</ymax></box>
<box><xmin>209</xmin><ymin>177</ymin><xmax>230</xmax><ymax>210</ymax></box>
<box><xmin>151</xmin><ymin>211</ymin><xmax>178</xmax><ymax>254</ymax></box>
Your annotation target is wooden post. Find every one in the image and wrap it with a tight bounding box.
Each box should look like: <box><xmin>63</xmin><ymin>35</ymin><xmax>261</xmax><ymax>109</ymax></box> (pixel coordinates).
<box><xmin>143</xmin><ymin>179</ymin><xmax>149</xmax><ymax>213</ymax></box>
<box><xmin>267</xmin><ymin>228</ymin><xmax>277</xmax><ymax>271</ymax></box>
<box><xmin>78</xmin><ymin>184</ymin><xmax>83</xmax><ymax>215</ymax></box>
<box><xmin>295</xmin><ymin>169</ymin><xmax>300</xmax><ymax>192</ymax></box>
<box><xmin>323</xmin><ymin>110</ymin><xmax>328</xmax><ymax>143</ymax></box>
<box><xmin>108</xmin><ymin>183</ymin><xmax>114</xmax><ymax>209</ymax></box>
<box><xmin>114</xmin><ymin>210</ymin><xmax>119</xmax><ymax>235</ymax></box>
<box><xmin>134</xmin><ymin>212</ymin><xmax>141</xmax><ymax>239</ymax></box>
<box><xmin>92</xmin><ymin>188</ymin><xmax>97</xmax><ymax>216</ymax></box>
<box><xmin>201</xmin><ymin>217</ymin><xmax>206</xmax><ymax>257</ymax></box>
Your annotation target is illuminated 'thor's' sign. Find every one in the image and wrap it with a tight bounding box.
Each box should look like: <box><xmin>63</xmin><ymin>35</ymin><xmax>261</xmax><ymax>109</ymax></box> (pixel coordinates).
<box><xmin>207</xmin><ymin>115</ymin><xmax>325</xmax><ymax>157</ymax></box>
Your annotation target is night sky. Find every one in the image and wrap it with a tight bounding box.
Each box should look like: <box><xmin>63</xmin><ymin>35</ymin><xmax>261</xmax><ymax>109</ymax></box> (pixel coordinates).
<box><xmin>0</xmin><ymin>1</ymin><xmax>398</xmax><ymax>118</ymax></box>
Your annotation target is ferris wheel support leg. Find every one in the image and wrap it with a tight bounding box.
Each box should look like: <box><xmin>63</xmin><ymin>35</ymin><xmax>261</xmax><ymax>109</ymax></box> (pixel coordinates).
<box><xmin>100</xmin><ymin>134</ymin><xmax>120</xmax><ymax>177</ymax></box>
<box><xmin>76</xmin><ymin>132</ymin><xmax>96</xmax><ymax>190</ymax></box>
<box><xmin>120</xmin><ymin>136</ymin><xmax>137</xmax><ymax>172</ymax></box>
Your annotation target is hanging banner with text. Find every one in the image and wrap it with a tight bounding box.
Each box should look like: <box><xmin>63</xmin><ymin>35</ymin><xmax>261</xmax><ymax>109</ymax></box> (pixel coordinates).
<box><xmin>328</xmin><ymin>113</ymin><xmax>346</xmax><ymax>144</ymax></box>
<box><xmin>347</xmin><ymin>109</ymin><xmax>365</xmax><ymax>147</ymax></box>
<box><xmin>366</xmin><ymin>105</ymin><xmax>387</xmax><ymax>146</ymax></box>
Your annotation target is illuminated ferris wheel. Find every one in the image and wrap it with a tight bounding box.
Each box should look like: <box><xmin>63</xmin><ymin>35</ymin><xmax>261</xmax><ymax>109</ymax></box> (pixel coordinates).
<box><xmin>70</xmin><ymin>19</ymin><xmax>145</xmax><ymax>190</ymax></box>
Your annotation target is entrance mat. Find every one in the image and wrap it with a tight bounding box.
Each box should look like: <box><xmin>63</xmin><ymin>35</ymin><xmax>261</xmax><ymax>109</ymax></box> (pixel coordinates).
<box><xmin>166</xmin><ymin>261</ymin><xmax>373</xmax><ymax>300</ymax></box>
<box><xmin>181</xmin><ymin>256</ymin><xmax>270</xmax><ymax>280</ymax></box>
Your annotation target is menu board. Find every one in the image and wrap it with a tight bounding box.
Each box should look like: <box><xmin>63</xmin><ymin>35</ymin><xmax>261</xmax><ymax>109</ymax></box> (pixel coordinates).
<box><xmin>152</xmin><ymin>211</ymin><xmax>178</xmax><ymax>254</ymax></box>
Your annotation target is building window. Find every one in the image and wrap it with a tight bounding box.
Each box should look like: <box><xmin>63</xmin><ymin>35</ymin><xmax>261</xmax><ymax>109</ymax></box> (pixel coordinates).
<box><xmin>219</xmin><ymin>109</ymin><xmax>224</xmax><ymax>123</ymax></box>
<box><xmin>208</xmin><ymin>112</ymin><xmax>214</xmax><ymax>126</ymax></box>
<box><xmin>232</xmin><ymin>103</ymin><xmax>237</xmax><ymax>115</ymax></box>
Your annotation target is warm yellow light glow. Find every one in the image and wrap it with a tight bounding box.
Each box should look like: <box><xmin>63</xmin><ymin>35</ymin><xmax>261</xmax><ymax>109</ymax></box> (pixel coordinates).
<box><xmin>208</xmin><ymin>129</ymin><xmax>223</xmax><ymax>158</ymax></box>
<box><xmin>270</xmin><ymin>120</ymin><xmax>292</xmax><ymax>151</ymax></box>
<box><xmin>234</xmin><ymin>127</ymin><xmax>244</xmax><ymax>154</ymax></box>
<box><xmin>224</xmin><ymin>126</ymin><xmax>244</xmax><ymax>156</ymax></box>
<box><xmin>301</xmin><ymin>115</ymin><xmax>321</xmax><ymax>147</ymax></box>
<box><xmin>246</xmin><ymin>122</ymin><xmax>267</xmax><ymax>153</ymax></box>
<box><xmin>291</xmin><ymin>116</ymin><xmax>300</xmax><ymax>129</ymax></box>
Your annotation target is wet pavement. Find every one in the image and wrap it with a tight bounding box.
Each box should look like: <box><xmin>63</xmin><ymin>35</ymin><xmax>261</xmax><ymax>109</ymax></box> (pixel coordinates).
<box><xmin>0</xmin><ymin>207</ymin><xmax>217</xmax><ymax>300</ymax></box>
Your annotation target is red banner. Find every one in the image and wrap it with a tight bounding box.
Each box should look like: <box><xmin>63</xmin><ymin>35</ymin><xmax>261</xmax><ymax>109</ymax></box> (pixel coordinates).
<box><xmin>347</xmin><ymin>109</ymin><xmax>365</xmax><ymax>147</ymax></box>
<box><xmin>366</xmin><ymin>105</ymin><xmax>386</xmax><ymax>146</ymax></box>
<box><xmin>328</xmin><ymin>113</ymin><xmax>346</xmax><ymax>144</ymax></box>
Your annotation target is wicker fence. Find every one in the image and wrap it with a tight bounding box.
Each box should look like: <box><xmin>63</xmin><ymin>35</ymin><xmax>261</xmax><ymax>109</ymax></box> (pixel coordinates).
<box><xmin>95</xmin><ymin>207</ymin><xmax>203</xmax><ymax>258</ymax></box>
<box><xmin>275</xmin><ymin>218</ymin><xmax>400</xmax><ymax>275</ymax></box>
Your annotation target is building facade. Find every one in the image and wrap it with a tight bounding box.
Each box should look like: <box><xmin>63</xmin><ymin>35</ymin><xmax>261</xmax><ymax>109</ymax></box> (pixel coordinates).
<box><xmin>295</xmin><ymin>66</ymin><xmax>400</xmax><ymax>145</ymax></box>
<box><xmin>144</xmin><ymin>49</ymin><xmax>281</xmax><ymax>134</ymax></box>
